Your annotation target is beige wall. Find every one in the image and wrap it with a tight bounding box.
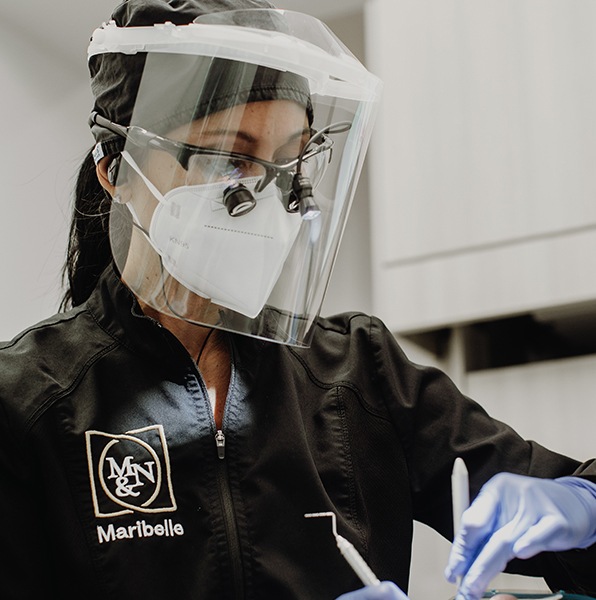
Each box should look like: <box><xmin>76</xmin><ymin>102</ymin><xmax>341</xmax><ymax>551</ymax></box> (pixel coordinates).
<box><xmin>0</xmin><ymin>17</ymin><xmax>91</xmax><ymax>339</ymax></box>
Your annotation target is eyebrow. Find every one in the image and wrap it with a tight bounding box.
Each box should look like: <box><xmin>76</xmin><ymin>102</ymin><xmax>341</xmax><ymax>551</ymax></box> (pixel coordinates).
<box><xmin>199</xmin><ymin>127</ymin><xmax>310</xmax><ymax>146</ymax></box>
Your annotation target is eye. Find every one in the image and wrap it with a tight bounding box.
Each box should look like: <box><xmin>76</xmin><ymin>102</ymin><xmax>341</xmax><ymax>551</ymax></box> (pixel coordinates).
<box><xmin>184</xmin><ymin>151</ymin><xmax>268</xmax><ymax>188</ymax></box>
<box><xmin>275</xmin><ymin>134</ymin><xmax>308</xmax><ymax>164</ymax></box>
<box><xmin>184</xmin><ymin>155</ymin><xmax>243</xmax><ymax>182</ymax></box>
<box><xmin>299</xmin><ymin>151</ymin><xmax>330</xmax><ymax>188</ymax></box>
<box><xmin>226</xmin><ymin>158</ymin><xmax>260</xmax><ymax>179</ymax></box>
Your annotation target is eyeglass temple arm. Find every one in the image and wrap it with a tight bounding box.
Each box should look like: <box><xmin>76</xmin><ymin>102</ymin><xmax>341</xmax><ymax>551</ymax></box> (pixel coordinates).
<box><xmin>297</xmin><ymin>120</ymin><xmax>352</xmax><ymax>172</ymax></box>
<box><xmin>89</xmin><ymin>112</ymin><xmax>130</xmax><ymax>139</ymax></box>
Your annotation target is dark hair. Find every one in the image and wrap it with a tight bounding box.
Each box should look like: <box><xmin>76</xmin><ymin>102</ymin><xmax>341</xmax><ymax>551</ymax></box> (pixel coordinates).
<box><xmin>60</xmin><ymin>149</ymin><xmax>113</xmax><ymax>310</ymax></box>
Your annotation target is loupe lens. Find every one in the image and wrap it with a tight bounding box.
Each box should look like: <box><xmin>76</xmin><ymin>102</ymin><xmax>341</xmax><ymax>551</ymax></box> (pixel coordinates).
<box><xmin>223</xmin><ymin>182</ymin><xmax>257</xmax><ymax>216</ymax></box>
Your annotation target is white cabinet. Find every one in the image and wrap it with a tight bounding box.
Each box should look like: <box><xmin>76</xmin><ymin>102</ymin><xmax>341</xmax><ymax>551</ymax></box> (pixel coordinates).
<box><xmin>365</xmin><ymin>0</ymin><xmax>596</xmax><ymax>334</ymax></box>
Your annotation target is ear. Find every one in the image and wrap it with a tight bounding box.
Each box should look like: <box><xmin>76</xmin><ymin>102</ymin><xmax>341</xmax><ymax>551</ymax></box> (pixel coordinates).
<box><xmin>96</xmin><ymin>156</ymin><xmax>117</xmax><ymax>196</ymax></box>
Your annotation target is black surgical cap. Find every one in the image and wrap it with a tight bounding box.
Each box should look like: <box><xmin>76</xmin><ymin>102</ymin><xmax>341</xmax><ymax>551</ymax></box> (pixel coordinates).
<box><xmin>89</xmin><ymin>0</ymin><xmax>313</xmax><ymax>158</ymax></box>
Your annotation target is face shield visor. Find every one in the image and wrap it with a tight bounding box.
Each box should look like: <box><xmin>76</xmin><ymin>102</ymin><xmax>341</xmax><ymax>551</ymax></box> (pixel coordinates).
<box><xmin>89</xmin><ymin>9</ymin><xmax>382</xmax><ymax>346</ymax></box>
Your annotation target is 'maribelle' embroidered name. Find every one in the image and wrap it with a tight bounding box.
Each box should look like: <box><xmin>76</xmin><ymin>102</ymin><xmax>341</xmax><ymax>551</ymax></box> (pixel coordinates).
<box><xmin>97</xmin><ymin>518</ymin><xmax>184</xmax><ymax>544</ymax></box>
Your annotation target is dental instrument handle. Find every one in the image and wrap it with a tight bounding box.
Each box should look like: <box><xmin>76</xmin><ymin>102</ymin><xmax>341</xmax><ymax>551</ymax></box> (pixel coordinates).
<box><xmin>451</xmin><ymin>457</ymin><xmax>469</xmax><ymax>539</ymax></box>
<box><xmin>451</xmin><ymin>457</ymin><xmax>470</xmax><ymax>590</ymax></box>
<box><xmin>303</xmin><ymin>511</ymin><xmax>380</xmax><ymax>587</ymax></box>
<box><xmin>336</xmin><ymin>534</ymin><xmax>381</xmax><ymax>587</ymax></box>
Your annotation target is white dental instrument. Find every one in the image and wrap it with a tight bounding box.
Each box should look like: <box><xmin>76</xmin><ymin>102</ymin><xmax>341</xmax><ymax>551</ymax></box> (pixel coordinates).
<box><xmin>304</xmin><ymin>511</ymin><xmax>381</xmax><ymax>587</ymax></box>
<box><xmin>452</xmin><ymin>457</ymin><xmax>470</xmax><ymax>539</ymax></box>
<box><xmin>451</xmin><ymin>457</ymin><xmax>470</xmax><ymax>590</ymax></box>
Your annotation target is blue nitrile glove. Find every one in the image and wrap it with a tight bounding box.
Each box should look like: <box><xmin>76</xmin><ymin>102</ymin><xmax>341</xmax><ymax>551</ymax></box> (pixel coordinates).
<box><xmin>445</xmin><ymin>473</ymin><xmax>596</xmax><ymax>600</ymax></box>
<box><xmin>335</xmin><ymin>582</ymin><xmax>410</xmax><ymax>600</ymax></box>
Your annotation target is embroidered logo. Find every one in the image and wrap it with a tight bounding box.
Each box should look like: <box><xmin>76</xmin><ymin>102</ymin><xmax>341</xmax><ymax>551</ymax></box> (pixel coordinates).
<box><xmin>86</xmin><ymin>425</ymin><xmax>177</xmax><ymax>518</ymax></box>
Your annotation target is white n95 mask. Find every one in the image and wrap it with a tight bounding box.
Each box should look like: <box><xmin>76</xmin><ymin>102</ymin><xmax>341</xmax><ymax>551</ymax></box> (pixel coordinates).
<box><xmin>122</xmin><ymin>152</ymin><xmax>302</xmax><ymax>318</ymax></box>
<box><xmin>149</xmin><ymin>182</ymin><xmax>302</xmax><ymax>318</ymax></box>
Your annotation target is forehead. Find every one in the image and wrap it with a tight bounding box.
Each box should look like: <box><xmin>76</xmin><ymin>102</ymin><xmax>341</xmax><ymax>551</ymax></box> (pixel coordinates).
<box><xmin>168</xmin><ymin>100</ymin><xmax>309</xmax><ymax>144</ymax></box>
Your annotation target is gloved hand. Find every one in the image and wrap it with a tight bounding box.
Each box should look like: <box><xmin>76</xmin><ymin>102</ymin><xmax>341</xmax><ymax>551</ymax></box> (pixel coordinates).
<box><xmin>445</xmin><ymin>473</ymin><xmax>596</xmax><ymax>600</ymax></box>
<box><xmin>335</xmin><ymin>581</ymin><xmax>409</xmax><ymax>600</ymax></box>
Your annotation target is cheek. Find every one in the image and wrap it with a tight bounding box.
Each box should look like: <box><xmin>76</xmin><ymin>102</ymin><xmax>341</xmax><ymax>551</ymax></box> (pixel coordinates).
<box><xmin>129</xmin><ymin>192</ymin><xmax>159</xmax><ymax>232</ymax></box>
<box><xmin>144</xmin><ymin>151</ymin><xmax>189</xmax><ymax>195</ymax></box>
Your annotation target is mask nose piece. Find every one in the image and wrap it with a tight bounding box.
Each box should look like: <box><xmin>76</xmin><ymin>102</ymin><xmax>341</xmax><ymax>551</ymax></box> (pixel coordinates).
<box><xmin>223</xmin><ymin>182</ymin><xmax>257</xmax><ymax>216</ymax></box>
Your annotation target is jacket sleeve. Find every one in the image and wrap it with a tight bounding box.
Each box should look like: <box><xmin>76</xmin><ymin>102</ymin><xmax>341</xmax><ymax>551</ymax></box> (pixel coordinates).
<box><xmin>367</xmin><ymin>316</ymin><xmax>596</xmax><ymax>595</ymax></box>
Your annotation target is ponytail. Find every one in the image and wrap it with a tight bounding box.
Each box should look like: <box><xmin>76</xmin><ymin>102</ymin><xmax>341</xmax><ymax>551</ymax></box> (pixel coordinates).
<box><xmin>60</xmin><ymin>149</ymin><xmax>113</xmax><ymax>310</ymax></box>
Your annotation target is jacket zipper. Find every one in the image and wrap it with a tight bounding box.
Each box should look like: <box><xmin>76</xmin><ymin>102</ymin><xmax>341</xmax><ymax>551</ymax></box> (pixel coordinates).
<box><xmin>214</xmin><ymin>428</ymin><xmax>245</xmax><ymax>598</ymax></box>
<box><xmin>215</xmin><ymin>430</ymin><xmax>226</xmax><ymax>459</ymax></box>
<box><xmin>159</xmin><ymin>322</ymin><xmax>245</xmax><ymax>599</ymax></box>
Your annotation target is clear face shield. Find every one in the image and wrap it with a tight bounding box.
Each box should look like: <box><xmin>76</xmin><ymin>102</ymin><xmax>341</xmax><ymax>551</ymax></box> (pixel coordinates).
<box><xmin>89</xmin><ymin>9</ymin><xmax>381</xmax><ymax>346</ymax></box>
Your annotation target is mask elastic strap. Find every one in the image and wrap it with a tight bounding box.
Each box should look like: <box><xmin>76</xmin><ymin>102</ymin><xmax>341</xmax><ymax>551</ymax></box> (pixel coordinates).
<box><xmin>115</xmin><ymin>151</ymin><xmax>164</xmax><ymax>257</ymax></box>
<box><xmin>116</xmin><ymin>152</ymin><xmax>224</xmax><ymax>326</ymax></box>
<box><xmin>127</xmin><ymin>203</ymin><xmax>169</xmax><ymax>269</ymax></box>
<box><xmin>116</xmin><ymin>179</ymin><xmax>177</xmax><ymax>313</ymax></box>
<box><xmin>121</xmin><ymin>150</ymin><xmax>168</xmax><ymax>205</ymax></box>
<box><xmin>122</xmin><ymin>150</ymin><xmax>259</xmax><ymax>218</ymax></box>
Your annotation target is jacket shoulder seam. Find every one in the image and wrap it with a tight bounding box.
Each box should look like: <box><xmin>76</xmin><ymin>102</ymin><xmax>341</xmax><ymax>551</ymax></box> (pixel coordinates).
<box><xmin>0</xmin><ymin>309</ymin><xmax>86</xmax><ymax>351</ymax></box>
<box><xmin>21</xmin><ymin>339</ymin><xmax>121</xmax><ymax>441</ymax></box>
<box><xmin>287</xmin><ymin>339</ymin><xmax>390</xmax><ymax>421</ymax></box>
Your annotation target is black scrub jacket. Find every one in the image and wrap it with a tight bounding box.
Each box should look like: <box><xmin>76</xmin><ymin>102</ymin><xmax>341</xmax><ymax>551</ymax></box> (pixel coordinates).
<box><xmin>1</xmin><ymin>266</ymin><xmax>595</xmax><ymax>599</ymax></box>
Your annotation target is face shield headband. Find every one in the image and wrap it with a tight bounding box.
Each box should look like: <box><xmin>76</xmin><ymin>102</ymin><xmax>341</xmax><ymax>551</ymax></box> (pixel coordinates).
<box><xmin>88</xmin><ymin>9</ymin><xmax>382</xmax><ymax>346</ymax></box>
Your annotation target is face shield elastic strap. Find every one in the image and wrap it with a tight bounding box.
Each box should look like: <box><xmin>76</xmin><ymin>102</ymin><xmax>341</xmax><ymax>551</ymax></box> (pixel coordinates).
<box><xmin>90</xmin><ymin>112</ymin><xmax>350</xmax><ymax>219</ymax></box>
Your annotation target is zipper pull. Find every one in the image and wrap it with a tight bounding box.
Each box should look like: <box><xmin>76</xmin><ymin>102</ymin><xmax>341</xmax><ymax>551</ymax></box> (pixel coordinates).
<box><xmin>215</xmin><ymin>430</ymin><xmax>226</xmax><ymax>460</ymax></box>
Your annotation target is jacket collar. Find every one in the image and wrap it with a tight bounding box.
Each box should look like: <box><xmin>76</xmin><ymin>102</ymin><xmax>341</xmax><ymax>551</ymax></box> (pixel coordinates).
<box><xmin>86</xmin><ymin>265</ymin><xmax>194</xmax><ymax>371</ymax></box>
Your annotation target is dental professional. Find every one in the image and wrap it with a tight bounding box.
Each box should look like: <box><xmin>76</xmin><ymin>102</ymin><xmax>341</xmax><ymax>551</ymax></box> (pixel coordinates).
<box><xmin>0</xmin><ymin>1</ymin><xmax>595</xmax><ymax>599</ymax></box>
